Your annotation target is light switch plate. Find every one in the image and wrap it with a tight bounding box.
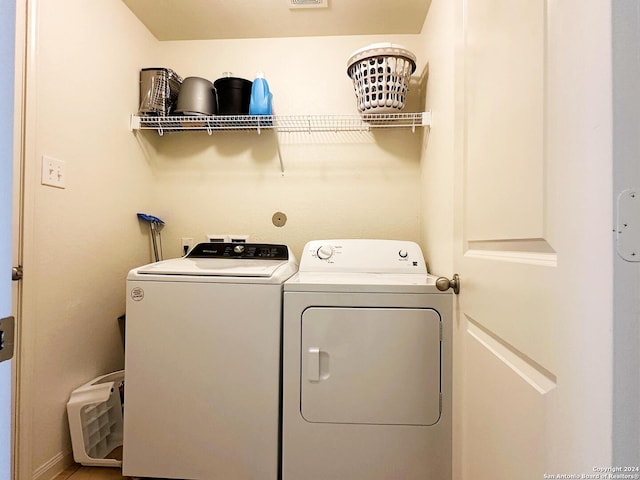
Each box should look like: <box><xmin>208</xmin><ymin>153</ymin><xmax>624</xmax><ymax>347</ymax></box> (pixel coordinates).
<box><xmin>41</xmin><ymin>155</ymin><xmax>66</xmax><ymax>188</ymax></box>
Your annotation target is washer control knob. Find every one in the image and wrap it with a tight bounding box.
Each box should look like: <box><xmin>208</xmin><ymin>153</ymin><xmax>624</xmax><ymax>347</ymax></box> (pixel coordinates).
<box><xmin>398</xmin><ymin>249</ymin><xmax>408</xmax><ymax>258</ymax></box>
<box><xmin>233</xmin><ymin>245</ymin><xmax>245</xmax><ymax>254</ymax></box>
<box><xmin>316</xmin><ymin>245</ymin><xmax>334</xmax><ymax>260</ymax></box>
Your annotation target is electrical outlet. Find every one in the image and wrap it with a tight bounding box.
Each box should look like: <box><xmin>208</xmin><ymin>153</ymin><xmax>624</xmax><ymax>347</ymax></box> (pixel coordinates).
<box><xmin>229</xmin><ymin>235</ymin><xmax>250</xmax><ymax>243</ymax></box>
<box><xmin>207</xmin><ymin>234</ymin><xmax>230</xmax><ymax>243</ymax></box>
<box><xmin>206</xmin><ymin>234</ymin><xmax>250</xmax><ymax>243</ymax></box>
<box><xmin>181</xmin><ymin>238</ymin><xmax>194</xmax><ymax>255</ymax></box>
<box><xmin>41</xmin><ymin>155</ymin><xmax>66</xmax><ymax>189</ymax></box>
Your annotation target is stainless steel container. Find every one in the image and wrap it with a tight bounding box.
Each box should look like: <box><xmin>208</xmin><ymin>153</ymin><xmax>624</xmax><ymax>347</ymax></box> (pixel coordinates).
<box><xmin>139</xmin><ymin>68</ymin><xmax>183</xmax><ymax>116</ymax></box>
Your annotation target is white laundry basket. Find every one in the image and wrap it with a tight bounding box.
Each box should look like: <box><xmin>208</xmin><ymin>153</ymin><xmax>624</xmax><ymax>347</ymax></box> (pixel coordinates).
<box><xmin>347</xmin><ymin>43</ymin><xmax>417</xmax><ymax>114</ymax></box>
<box><xmin>66</xmin><ymin>370</ymin><xmax>124</xmax><ymax>467</ymax></box>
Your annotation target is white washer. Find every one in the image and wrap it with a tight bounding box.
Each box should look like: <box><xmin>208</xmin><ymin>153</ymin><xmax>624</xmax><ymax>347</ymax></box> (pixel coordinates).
<box><xmin>282</xmin><ymin>239</ymin><xmax>452</xmax><ymax>480</ymax></box>
<box><xmin>122</xmin><ymin>243</ymin><xmax>298</xmax><ymax>480</ymax></box>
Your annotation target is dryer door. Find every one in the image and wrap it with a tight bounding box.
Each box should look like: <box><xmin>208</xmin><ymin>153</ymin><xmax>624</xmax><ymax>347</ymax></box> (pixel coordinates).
<box><xmin>301</xmin><ymin>307</ymin><xmax>441</xmax><ymax>426</ymax></box>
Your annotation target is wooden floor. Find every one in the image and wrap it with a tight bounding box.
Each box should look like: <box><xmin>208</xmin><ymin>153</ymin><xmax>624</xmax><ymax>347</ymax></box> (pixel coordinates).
<box><xmin>54</xmin><ymin>465</ymin><xmax>128</xmax><ymax>480</ymax></box>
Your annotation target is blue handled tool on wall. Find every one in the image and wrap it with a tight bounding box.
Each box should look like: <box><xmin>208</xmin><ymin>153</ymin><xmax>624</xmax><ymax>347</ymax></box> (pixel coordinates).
<box><xmin>137</xmin><ymin>213</ymin><xmax>164</xmax><ymax>262</ymax></box>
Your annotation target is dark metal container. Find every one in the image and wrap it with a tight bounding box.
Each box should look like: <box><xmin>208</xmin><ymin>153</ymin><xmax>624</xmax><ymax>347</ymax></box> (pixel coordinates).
<box><xmin>214</xmin><ymin>76</ymin><xmax>253</xmax><ymax>115</ymax></box>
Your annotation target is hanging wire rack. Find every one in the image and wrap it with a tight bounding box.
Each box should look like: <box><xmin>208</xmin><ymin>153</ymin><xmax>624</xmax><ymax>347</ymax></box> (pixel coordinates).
<box><xmin>130</xmin><ymin>112</ymin><xmax>431</xmax><ymax>136</ymax></box>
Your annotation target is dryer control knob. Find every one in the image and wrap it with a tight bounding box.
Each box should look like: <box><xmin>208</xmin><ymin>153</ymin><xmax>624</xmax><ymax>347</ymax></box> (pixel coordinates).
<box><xmin>316</xmin><ymin>245</ymin><xmax>334</xmax><ymax>260</ymax></box>
<box><xmin>399</xmin><ymin>249</ymin><xmax>408</xmax><ymax>258</ymax></box>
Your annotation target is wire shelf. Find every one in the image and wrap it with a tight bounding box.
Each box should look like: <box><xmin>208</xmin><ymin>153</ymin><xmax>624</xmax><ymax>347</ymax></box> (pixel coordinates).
<box><xmin>130</xmin><ymin>112</ymin><xmax>431</xmax><ymax>135</ymax></box>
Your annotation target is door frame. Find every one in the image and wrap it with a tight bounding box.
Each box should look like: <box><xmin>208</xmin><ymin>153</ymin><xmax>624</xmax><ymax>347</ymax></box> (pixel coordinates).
<box><xmin>12</xmin><ymin>0</ymin><xmax>36</xmax><ymax>477</ymax></box>
<box><xmin>612</xmin><ymin>0</ymin><xmax>640</xmax><ymax>465</ymax></box>
<box><xmin>0</xmin><ymin>0</ymin><xmax>17</xmax><ymax>478</ymax></box>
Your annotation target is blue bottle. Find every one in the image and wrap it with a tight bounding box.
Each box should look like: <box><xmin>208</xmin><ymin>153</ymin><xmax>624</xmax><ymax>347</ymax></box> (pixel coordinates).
<box><xmin>249</xmin><ymin>72</ymin><xmax>272</xmax><ymax>115</ymax></box>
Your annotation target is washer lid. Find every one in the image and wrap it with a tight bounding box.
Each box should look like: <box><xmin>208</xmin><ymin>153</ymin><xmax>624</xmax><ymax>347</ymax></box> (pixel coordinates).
<box><xmin>137</xmin><ymin>257</ymin><xmax>289</xmax><ymax>277</ymax></box>
<box><xmin>135</xmin><ymin>242</ymin><xmax>295</xmax><ymax>278</ymax></box>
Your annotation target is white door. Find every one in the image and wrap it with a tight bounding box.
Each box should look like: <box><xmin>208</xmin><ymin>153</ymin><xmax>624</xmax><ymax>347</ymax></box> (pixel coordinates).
<box><xmin>0</xmin><ymin>0</ymin><xmax>16</xmax><ymax>479</ymax></box>
<box><xmin>454</xmin><ymin>0</ymin><xmax>612</xmax><ymax>478</ymax></box>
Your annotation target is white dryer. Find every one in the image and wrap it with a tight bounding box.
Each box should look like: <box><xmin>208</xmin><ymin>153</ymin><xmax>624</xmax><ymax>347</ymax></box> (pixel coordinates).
<box><xmin>282</xmin><ymin>239</ymin><xmax>452</xmax><ymax>480</ymax></box>
<box><xmin>122</xmin><ymin>243</ymin><xmax>298</xmax><ymax>480</ymax></box>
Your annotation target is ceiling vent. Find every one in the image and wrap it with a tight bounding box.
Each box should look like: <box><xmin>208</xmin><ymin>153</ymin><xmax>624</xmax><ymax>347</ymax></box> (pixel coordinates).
<box><xmin>289</xmin><ymin>0</ymin><xmax>328</xmax><ymax>9</ymax></box>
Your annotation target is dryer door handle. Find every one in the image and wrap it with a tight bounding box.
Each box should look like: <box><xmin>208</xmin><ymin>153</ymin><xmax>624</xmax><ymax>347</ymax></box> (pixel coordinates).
<box><xmin>307</xmin><ymin>347</ymin><xmax>321</xmax><ymax>382</ymax></box>
<box><xmin>306</xmin><ymin>347</ymin><xmax>330</xmax><ymax>383</ymax></box>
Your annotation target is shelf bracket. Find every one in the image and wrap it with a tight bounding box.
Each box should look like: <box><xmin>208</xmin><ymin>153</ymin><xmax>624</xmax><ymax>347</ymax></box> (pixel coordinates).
<box><xmin>422</xmin><ymin>111</ymin><xmax>432</xmax><ymax>127</ymax></box>
<box><xmin>129</xmin><ymin>114</ymin><xmax>141</xmax><ymax>132</ymax></box>
<box><xmin>274</xmin><ymin>133</ymin><xmax>285</xmax><ymax>176</ymax></box>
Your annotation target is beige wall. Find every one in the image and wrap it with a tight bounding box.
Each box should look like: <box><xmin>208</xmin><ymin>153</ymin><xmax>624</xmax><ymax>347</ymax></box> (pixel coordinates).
<box><xmin>20</xmin><ymin>1</ymin><xmax>158</xmax><ymax>477</ymax></box>
<box><xmin>141</xmin><ymin>34</ymin><xmax>427</xmax><ymax>259</ymax></box>
<box><xmin>20</xmin><ymin>1</ymin><xmax>439</xmax><ymax>479</ymax></box>
<box><xmin>419</xmin><ymin>0</ymin><xmax>454</xmax><ymax>277</ymax></box>
<box><xmin>418</xmin><ymin>0</ymin><xmax>457</xmax><ymax>476</ymax></box>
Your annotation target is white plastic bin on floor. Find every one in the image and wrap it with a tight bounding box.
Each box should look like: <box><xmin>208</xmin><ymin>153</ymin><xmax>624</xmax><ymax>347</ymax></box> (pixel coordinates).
<box><xmin>66</xmin><ymin>370</ymin><xmax>124</xmax><ymax>467</ymax></box>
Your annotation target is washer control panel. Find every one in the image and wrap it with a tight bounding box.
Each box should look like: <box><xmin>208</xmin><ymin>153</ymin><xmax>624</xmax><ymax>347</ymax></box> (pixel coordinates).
<box><xmin>300</xmin><ymin>239</ymin><xmax>427</xmax><ymax>274</ymax></box>
<box><xmin>187</xmin><ymin>242</ymin><xmax>289</xmax><ymax>260</ymax></box>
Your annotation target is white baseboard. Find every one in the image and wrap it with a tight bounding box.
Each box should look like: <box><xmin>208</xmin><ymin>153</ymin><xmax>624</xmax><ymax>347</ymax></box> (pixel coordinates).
<box><xmin>32</xmin><ymin>451</ymin><xmax>74</xmax><ymax>480</ymax></box>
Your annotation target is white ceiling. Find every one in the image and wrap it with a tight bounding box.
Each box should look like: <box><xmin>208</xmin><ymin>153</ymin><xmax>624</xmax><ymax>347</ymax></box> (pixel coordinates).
<box><xmin>122</xmin><ymin>0</ymin><xmax>431</xmax><ymax>41</ymax></box>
